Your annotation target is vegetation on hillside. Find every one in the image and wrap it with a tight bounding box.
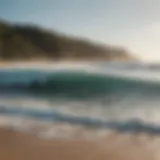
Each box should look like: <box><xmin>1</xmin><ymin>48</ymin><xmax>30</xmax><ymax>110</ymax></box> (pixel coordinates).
<box><xmin>0</xmin><ymin>20</ymin><xmax>133</xmax><ymax>61</ymax></box>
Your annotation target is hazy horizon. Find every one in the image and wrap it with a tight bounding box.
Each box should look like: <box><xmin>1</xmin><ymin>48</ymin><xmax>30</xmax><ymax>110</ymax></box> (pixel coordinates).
<box><xmin>1</xmin><ymin>0</ymin><xmax>160</xmax><ymax>62</ymax></box>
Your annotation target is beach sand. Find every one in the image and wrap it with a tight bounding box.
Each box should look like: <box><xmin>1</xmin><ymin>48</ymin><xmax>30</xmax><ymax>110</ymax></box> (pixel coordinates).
<box><xmin>0</xmin><ymin>127</ymin><xmax>158</xmax><ymax>160</ymax></box>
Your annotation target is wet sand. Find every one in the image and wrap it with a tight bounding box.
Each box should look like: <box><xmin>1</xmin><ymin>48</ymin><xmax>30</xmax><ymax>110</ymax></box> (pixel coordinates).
<box><xmin>0</xmin><ymin>127</ymin><xmax>158</xmax><ymax>160</ymax></box>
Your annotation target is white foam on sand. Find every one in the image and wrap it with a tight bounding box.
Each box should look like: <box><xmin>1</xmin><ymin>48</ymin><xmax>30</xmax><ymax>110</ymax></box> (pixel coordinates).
<box><xmin>1</xmin><ymin>116</ymin><xmax>160</xmax><ymax>159</ymax></box>
<box><xmin>0</xmin><ymin>116</ymin><xmax>113</xmax><ymax>140</ymax></box>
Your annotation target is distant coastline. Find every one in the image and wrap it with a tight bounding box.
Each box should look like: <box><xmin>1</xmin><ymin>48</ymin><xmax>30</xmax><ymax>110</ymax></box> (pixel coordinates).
<box><xmin>0</xmin><ymin>20</ymin><xmax>135</xmax><ymax>62</ymax></box>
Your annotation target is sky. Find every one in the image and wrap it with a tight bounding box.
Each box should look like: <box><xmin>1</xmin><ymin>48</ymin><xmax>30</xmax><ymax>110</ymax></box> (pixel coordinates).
<box><xmin>0</xmin><ymin>0</ymin><xmax>160</xmax><ymax>62</ymax></box>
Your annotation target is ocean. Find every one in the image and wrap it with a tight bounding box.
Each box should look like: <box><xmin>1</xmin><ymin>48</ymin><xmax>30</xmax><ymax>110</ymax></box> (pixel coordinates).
<box><xmin>1</xmin><ymin>62</ymin><xmax>160</xmax><ymax>138</ymax></box>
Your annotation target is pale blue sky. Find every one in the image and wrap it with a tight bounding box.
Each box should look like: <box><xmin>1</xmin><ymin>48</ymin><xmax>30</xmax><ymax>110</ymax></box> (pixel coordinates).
<box><xmin>1</xmin><ymin>0</ymin><xmax>160</xmax><ymax>62</ymax></box>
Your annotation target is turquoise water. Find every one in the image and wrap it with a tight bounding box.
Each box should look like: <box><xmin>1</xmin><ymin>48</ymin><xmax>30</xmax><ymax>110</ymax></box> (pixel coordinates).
<box><xmin>1</xmin><ymin>63</ymin><xmax>160</xmax><ymax>134</ymax></box>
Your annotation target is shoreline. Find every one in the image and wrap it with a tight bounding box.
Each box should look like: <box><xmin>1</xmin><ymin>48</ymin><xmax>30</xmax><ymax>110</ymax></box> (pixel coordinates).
<box><xmin>0</xmin><ymin>126</ymin><xmax>158</xmax><ymax>160</ymax></box>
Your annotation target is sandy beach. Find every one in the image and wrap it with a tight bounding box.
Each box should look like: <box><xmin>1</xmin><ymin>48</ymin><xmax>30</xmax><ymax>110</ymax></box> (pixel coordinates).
<box><xmin>0</xmin><ymin>126</ymin><xmax>159</xmax><ymax>160</ymax></box>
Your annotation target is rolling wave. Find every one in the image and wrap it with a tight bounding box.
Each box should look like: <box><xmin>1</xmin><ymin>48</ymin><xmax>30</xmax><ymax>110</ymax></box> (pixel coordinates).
<box><xmin>1</xmin><ymin>69</ymin><xmax>160</xmax><ymax>99</ymax></box>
